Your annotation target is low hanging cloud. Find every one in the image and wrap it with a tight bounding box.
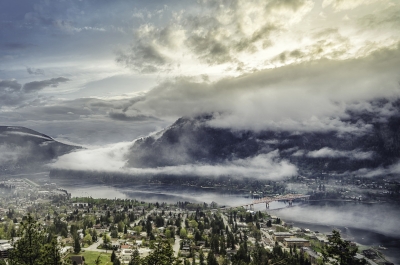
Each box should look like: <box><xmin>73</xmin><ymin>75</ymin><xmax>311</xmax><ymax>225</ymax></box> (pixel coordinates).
<box><xmin>51</xmin><ymin>144</ymin><xmax>297</xmax><ymax>180</ymax></box>
<box><xmin>349</xmin><ymin>160</ymin><xmax>400</xmax><ymax>178</ymax></box>
<box><xmin>306</xmin><ymin>147</ymin><xmax>374</xmax><ymax>160</ymax></box>
<box><xmin>0</xmin><ymin>144</ymin><xmax>31</xmax><ymax>164</ymax></box>
<box><xmin>274</xmin><ymin>202</ymin><xmax>400</xmax><ymax>236</ymax></box>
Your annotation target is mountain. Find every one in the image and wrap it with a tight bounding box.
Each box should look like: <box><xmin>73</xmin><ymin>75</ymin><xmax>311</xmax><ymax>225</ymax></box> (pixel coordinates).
<box><xmin>126</xmin><ymin>108</ymin><xmax>400</xmax><ymax>177</ymax></box>
<box><xmin>0</xmin><ymin>126</ymin><xmax>80</xmax><ymax>173</ymax></box>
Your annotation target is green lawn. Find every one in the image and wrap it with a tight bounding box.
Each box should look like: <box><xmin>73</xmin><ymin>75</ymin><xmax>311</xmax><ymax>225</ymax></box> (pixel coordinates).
<box><xmin>67</xmin><ymin>251</ymin><xmax>112</xmax><ymax>265</ymax></box>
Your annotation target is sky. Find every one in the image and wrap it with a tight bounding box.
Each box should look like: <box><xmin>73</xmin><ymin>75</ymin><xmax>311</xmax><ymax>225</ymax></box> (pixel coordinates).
<box><xmin>1</xmin><ymin>0</ymin><xmax>400</xmax><ymax>176</ymax></box>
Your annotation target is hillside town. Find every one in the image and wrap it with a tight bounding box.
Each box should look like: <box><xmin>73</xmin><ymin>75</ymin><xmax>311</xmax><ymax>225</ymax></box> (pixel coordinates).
<box><xmin>0</xmin><ymin>178</ymin><xmax>394</xmax><ymax>265</ymax></box>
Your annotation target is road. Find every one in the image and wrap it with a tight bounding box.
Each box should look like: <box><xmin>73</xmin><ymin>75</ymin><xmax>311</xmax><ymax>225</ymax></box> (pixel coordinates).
<box><xmin>82</xmin><ymin>237</ymin><xmax>108</xmax><ymax>253</ymax></box>
<box><xmin>173</xmin><ymin>212</ymin><xmax>186</xmax><ymax>257</ymax></box>
<box><xmin>220</xmin><ymin>212</ymin><xmax>231</xmax><ymax>232</ymax></box>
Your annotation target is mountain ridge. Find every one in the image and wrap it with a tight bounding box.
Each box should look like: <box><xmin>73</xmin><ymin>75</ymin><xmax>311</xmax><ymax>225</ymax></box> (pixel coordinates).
<box><xmin>0</xmin><ymin>126</ymin><xmax>81</xmax><ymax>173</ymax></box>
<box><xmin>125</xmin><ymin>109</ymin><xmax>400</xmax><ymax>178</ymax></box>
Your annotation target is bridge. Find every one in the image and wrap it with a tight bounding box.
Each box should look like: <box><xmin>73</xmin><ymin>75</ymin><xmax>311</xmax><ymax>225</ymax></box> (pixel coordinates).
<box><xmin>242</xmin><ymin>194</ymin><xmax>310</xmax><ymax>210</ymax></box>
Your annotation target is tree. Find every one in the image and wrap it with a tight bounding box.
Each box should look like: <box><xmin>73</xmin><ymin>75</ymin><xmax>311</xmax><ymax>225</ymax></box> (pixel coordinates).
<box><xmin>142</xmin><ymin>239</ymin><xmax>175</xmax><ymax>265</ymax></box>
<box><xmin>323</xmin><ymin>230</ymin><xmax>367</xmax><ymax>265</ymax></box>
<box><xmin>111</xmin><ymin>250</ymin><xmax>116</xmax><ymax>262</ymax></box>
<box><xmin>146</xmin><ymin>219</ymin><xmax>153</xmax><ymax>235</ymax></box>
<box><xmin>129</xmin><ymin>248</ymin><xmax>141</xmax><ymax>265</ymax></box>
<box><xmin>103</xmin><ymin>233</ymin><xmax>111</xmax><ymax>252</ymax></box>
<box><xmin>207</xmin><ymin>251</ymin><xmax>218</xmax><ymax>265</ymax></box>
<box><xmin>74</xmin><ymin>236</ymin><xmax>81</xmax><ymax>254</ymax></box>
<box><xmin>84</xmin><ymin>234</ymin><xmax>93</xmax><ymax>245</ymax></box>
<box><xmin>111</xmin><ymin>229</ymin><xmax>118</xmax><ymax>238</ymax></box>
<box><xmin>199</xmin><ymin>250</ymin><xmax>205</xmax><ymax>265</ymax></box>
<box><xmin>179</xmin><ymin>228</ymin><xmax>187</xmax><ymax>239</ymax></box>
<box><xmin>9</xmin><ymin>214</ymin><xmax>63</xmax><ymax>265</ymax></box>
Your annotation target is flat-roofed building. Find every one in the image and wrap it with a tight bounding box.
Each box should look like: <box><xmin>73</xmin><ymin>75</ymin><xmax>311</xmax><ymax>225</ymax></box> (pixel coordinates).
<box><xmin>283</xmin><ymin>238</ymin><xmax>310</xmax><ymax>248</ymax></box>
<box><xmin>0</xmin><ymin>243</ymin><xmax>13</xmax><ymax>259</ymax></box>
<box><xmin>272</xmin><ymin>232</ymin><xmax>293</xmax><ymax>242</ymax></box>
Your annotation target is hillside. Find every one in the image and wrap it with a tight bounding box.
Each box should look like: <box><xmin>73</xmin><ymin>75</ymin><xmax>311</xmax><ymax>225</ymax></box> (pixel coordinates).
<box><xmin>126</xmin><ymin>109</ymin><xmax>400</xmax><ymax>177</ymax></box>
<box><xmin>0</xmin><ymin>126</ymin><xmax>80</xmax><ymax>173</ymax></box>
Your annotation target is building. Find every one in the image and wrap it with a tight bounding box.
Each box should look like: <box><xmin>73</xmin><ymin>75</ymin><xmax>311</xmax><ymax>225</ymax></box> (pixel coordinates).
<box><xmin>301</xmin><ymin>247</ymin><xmax>320</xmax><ymax>265</ymax></box>
<box><xmin>0</xmin><ymin>243</ymin><xmax>13</xmax><ymax>259</ymax></box>
<box><xmin>120</xmin><ymin>249</ymin><xmax>133</xmax><ymax>262</ymax></box>
<box><xmin>272</xmin><ymin>232</ymin><xmax>293</xmax><ymax>242</ymax></box>
<box><xmin>283</xmin><ymin>238</ymin><xmax>310</xmax><ymax>248</ymax></box>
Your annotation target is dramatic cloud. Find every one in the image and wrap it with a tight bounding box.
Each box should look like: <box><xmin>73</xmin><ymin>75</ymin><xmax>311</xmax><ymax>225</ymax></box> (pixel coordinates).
<box><xmin>120</xmin><ymin>44</ymin><xmax>400</xmax><ymax>133</ymax></box>
<box><xmin>117</xmin><ymin>0</ymin><xmax>315</xmax><ymax>72</ymax></box>
<box><xmin>116</xmin><ymin>0</ymin><xmax>399</xmax><ymax>74</ymax></box>
<box><xmin>23</xmin><ymin>77</ymin><xmax>69</xmax><ymax>93</ymax></box>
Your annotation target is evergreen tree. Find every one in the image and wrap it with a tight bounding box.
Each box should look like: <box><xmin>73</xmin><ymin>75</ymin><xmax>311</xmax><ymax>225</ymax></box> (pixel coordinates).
<box><xmin>142</xmin><ymin>239</ymin><xmax>175</xmax><ymax>265</ymax></box>
<box><xmin>199</xmin><ymin>250</ymin><xmax>205</xmax><ymax>265</ymax></box>
<box><xmin>206</xmin><ymin>251</ymin><xmax>218</xmax><ymax>265</ymax></box>
<box><xmin>129</xmin><ymin>248</ymin><xmax>141</xmax><ymax>265</ymax></box>
<box><xmin>111</xmin><ymin>250</ymin><xmax>116</xmax><ymax>262</ymax></box>
<box><xmin>74</xmin><ymin>236</ymin><xmax>81</xmax><ymax>254</ymax></box>
<box><xmin>323</xmin><ymin>230</ymin><xmax>367</xmax><ymax>265</ymax></box>
<box><xmin>8</xmin><ymin>214</ymin><xmax>63</xmax><ymax>265</ymax></box>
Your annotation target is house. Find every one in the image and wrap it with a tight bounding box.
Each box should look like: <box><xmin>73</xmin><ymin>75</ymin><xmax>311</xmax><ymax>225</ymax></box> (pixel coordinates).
<box><xmin>120</xmin><ymin>249</ymin><xmax>133</xmax><ymax>262</ymax></box>
<box><xmin>301</xmin><ymin>247</ymin><xmax>320</xmax><ymax>265</ymax></box>
<box><xmin>70</xmin><ymin>255</ymin><xmax>85</xmax><ymax>265</ymax></box>
<box><xmin>316</xmin><ymin>236</ymin><xmax>329</xmax><ymax>246</ymax></box>
<box><xmin>0</xmin><ymin>243</ymin><xmax>13</xmax><ymax>259</ymax></box>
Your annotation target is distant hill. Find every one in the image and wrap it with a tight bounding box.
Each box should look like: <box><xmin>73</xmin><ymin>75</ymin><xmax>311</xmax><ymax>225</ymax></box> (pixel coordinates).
<box><xmin>0</xmin><ymin>126</ymin><xmax>80</xmax><ymax>173</ymax></box>
<box><xmin>126</xmin><ymin>108</ymin><xmax>400</xmax><ymax>176</ymax></box>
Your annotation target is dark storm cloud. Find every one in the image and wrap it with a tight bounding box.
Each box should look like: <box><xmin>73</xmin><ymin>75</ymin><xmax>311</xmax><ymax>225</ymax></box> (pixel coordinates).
<box><xmin>109</xmin><ymin>112</ymin><xmax>159</xmax><ymax>122</ymax></box>
<box><xmin>26</xmin><ymin>67</ymin><xmax>45</xmax><ymax>75</ymax></box>
<box><xmin>23</xmin><ymin>77</ymin><xmax>69</xmax><ymax>93</ymax></box>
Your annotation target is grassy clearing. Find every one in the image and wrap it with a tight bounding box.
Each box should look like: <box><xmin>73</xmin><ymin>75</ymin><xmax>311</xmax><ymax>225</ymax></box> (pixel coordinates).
<box><xmin>67</xmin><ymin>250</ymin><xmax>112</xmax><ymax>265</ymax></box>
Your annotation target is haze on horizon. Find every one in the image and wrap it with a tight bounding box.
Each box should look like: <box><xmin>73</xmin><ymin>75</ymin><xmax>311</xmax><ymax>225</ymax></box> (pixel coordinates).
<box><xmin>1</xmin><ymin>0</ymin><xmax>400</xmax><ymax>178</ymax></box>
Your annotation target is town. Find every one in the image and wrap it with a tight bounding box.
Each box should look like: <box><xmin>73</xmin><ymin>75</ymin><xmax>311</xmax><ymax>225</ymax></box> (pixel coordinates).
<box><xmin>0</xmin><ymin>178</ymin><xmax>394</xmax><ymax>265</ymax></box>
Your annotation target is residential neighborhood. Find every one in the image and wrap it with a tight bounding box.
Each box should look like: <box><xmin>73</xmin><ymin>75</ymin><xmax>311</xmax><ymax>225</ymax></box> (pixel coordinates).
<box><xmin>0</xmin><ymin>178</ymin><xmax>394</xmax><ymax>265</ymax></box>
